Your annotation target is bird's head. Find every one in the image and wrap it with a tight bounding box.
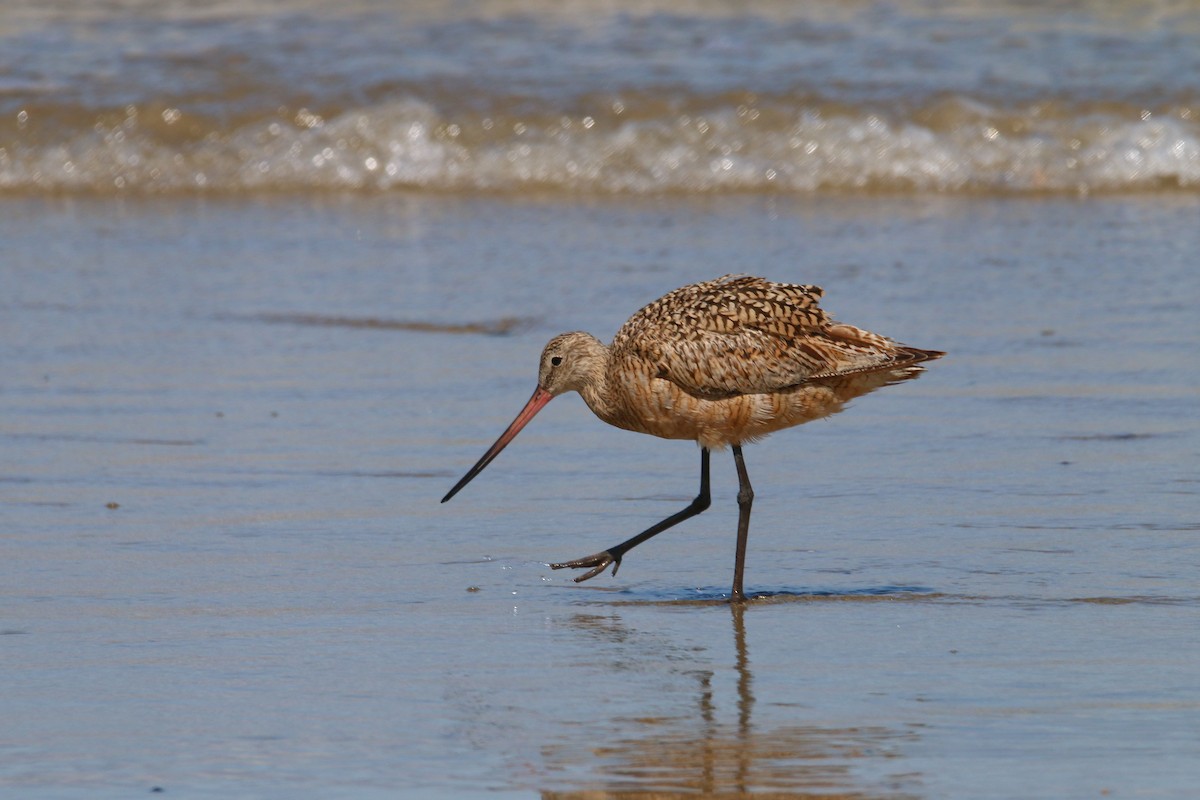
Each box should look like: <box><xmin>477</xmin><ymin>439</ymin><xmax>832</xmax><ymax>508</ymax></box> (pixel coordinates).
<box><xmin>537</xmin><ymin>331</ymin><xmax>607</xmax><ymax>396</ymax></box>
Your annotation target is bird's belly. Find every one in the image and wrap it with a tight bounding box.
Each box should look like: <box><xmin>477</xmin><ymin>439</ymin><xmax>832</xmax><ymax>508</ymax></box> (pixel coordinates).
<box><xmin>606</xmin><ymin>378</ymin><xmax>849</xmax><ymax>450</ymax></box>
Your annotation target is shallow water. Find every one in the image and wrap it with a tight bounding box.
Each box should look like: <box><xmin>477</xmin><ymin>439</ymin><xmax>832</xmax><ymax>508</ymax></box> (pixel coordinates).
<box><xmin>3</xmin><ymin>192</ymin><xmax>1198</xmax><ymax>797</ymax></box>
<box><xmin>5</xmin><ymin>0</ymin><xmax>1200</xmax><ymax>795</ymax></box>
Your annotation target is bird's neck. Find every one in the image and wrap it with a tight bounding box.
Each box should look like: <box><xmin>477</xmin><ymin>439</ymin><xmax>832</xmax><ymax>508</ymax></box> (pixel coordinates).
<box><xmin>573</xmin><ymin>343</ymin><xmax>622</xmax><ymax>426</ymax></box>
<box><xmin>578</xmin><ymin>374</ymin><xmax>614</xmax><ymax>421</ymax></box>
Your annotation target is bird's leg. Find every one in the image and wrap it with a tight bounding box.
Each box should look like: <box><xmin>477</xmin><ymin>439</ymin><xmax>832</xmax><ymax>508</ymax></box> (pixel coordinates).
<box><xmin>551</xmin><ymin>448</ymin><xmax>712</xmax><ymax>582</ymax></box>
<box><xmin>730</xmin><ymin>444</ymin><xmax>753</xmax><ymax>602</ymax></box>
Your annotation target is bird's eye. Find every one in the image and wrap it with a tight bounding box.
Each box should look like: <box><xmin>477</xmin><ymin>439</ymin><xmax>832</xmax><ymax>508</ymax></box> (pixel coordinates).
<box><xmin>550</xmin><ymin>356</ymin><xmax>563</xmax><ymax>366</ymax></box>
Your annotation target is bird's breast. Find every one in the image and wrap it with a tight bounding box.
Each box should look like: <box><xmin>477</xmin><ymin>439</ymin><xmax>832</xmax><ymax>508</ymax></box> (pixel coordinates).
<box><xmin>588</xmin><ymin>363</ymin><xmax>850</xmax><ymax>450</ymax></box>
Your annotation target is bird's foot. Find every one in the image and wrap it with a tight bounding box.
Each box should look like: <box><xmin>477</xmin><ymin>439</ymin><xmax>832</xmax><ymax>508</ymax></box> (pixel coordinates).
<box><xmin>549</xmin><ymin>550</ymin><xmax>621</xmax><ymax>582</ymax></box>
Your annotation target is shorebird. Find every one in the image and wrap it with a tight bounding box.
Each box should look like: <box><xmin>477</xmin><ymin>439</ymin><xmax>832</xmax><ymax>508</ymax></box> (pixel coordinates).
<box><xmin>442</xmin><ymin>275</ymin><xmax>942</xmax><ymax>601</ymax></box>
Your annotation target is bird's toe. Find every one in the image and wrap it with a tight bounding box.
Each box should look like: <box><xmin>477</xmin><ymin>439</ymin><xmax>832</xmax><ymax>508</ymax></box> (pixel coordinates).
<box><xmin>550</xmin><ymin>551</ymin><xmax>618</xmax><ymax>582</ymax></box>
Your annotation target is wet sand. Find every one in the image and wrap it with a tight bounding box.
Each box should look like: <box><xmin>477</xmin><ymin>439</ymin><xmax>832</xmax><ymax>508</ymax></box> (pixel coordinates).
<box><xmin>3</xmin><ymin>192</ymin><xmax>1198</xmax><ymax>797</ymax></box>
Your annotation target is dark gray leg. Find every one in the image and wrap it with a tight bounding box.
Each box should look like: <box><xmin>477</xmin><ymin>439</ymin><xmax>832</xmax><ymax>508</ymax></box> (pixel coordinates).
<box><xmin>730</xmin><ymin>444</ymin><xmax>753</xmax><ymax>602</ymax></box>
<box><xmin>551</xmin><ymin>448</ymin><xmax>712</xmax><ymax>582</ymax></box>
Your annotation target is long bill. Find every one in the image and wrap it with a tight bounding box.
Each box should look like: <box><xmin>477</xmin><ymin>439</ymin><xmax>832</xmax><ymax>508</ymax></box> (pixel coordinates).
<box><xmin>441</xmin><ymin>386</ymin><xmax>553</xmax><ymax>503</ymax></box>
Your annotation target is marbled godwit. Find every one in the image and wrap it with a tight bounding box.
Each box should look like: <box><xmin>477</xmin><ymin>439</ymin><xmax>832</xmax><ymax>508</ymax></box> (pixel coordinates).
<box><xmin>442</xmin><ymin>275</ymin><xmax>943</xmax><ymax>601</ymax></box>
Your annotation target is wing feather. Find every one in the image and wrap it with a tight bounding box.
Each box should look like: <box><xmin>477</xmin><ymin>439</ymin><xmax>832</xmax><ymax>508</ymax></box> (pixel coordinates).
<box><xmin>612</xmin><ymin>275</ymin><xmax>937</xmax><ymax>398</ymax></box>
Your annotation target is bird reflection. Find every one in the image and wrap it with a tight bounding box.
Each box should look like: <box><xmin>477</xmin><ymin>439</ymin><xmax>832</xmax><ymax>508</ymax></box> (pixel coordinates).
<box><xmin>542</xmin><ymin>604</ymin><xmax>920</xmax><ymax>799</ymax></box>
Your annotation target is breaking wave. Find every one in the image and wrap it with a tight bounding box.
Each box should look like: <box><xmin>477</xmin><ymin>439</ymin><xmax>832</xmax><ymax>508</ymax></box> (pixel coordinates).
<box><xmin>3</xmin><ymin>93</ymin><xmax>1196</xmax><ymax>196</ymax></box>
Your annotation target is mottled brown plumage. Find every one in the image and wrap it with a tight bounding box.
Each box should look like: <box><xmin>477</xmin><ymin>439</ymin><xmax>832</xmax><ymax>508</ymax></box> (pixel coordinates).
<box><xmin>442</xmin><ymin>275</ymin><xmax>943</xmax><ymax>600</ymax></box>
<box><xmin>537</xmin><ymin>275</ymin><xmax>941</xmax><ymax>449</ymax></box>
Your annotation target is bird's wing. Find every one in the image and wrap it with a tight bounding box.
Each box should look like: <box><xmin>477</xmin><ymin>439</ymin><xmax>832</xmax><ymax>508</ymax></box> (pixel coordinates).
<box><xmin>614</xmin><ymin>275</ymin><xmax>932</xmax><ymax>398</ymax></box>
